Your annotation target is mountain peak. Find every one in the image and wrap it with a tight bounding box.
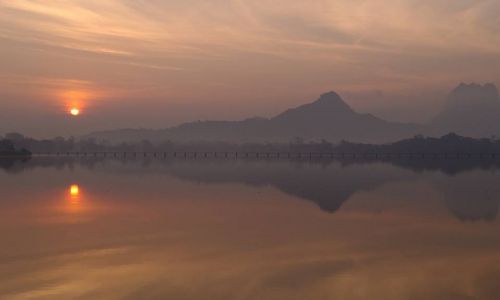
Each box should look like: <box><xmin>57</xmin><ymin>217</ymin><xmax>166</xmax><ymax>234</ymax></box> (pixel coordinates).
<box><xmin>318</xmin><ymin>91</ymin><xmax>342</xmax><ymax>101</ymax></box>
<box><xmin>311</xmin><ymin>91</ymin><xmax>354</xmax><ymax>113</ymax></box>
<box><xmin>432</xmin><ymin>82</ymin><xmax>500</xmax><ymax>137</ymax></box>
<box><xmin>273</xmin><ymin>91</ymin><xmax>354</xmax><ymax>123</ymax></box>
<box><xmin>448</xmin><ymin>82</ymin><xmax>499</xmax><ymax>108</ymax></box>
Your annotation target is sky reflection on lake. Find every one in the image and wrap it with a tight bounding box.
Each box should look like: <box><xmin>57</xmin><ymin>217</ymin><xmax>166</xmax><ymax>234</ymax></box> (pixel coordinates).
<box><xmin>1</xmin><ymin>158</ymin><xmax>500</xmax><ymax>300</ymax></box>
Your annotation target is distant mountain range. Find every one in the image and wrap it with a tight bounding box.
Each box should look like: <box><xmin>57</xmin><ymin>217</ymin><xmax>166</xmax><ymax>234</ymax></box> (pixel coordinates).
<box><xmin>430</xmin><ymin>83</ymin><xmax>500</xmax><ymax>137</ymax></box>
<box><xmin>86</xmin><ymin>83</ymin><xmax>500</xmax><ymax>144</ymax></box>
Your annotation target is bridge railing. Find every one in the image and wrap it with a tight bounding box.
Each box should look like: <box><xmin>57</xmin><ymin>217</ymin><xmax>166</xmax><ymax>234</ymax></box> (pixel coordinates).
<box><xmin>30</xmin><ymin>152</ymin><xmax>499</xmax><ymax>159</ymax></box>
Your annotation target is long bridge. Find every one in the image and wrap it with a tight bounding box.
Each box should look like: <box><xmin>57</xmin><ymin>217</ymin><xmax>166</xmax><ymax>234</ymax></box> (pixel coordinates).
<box><xmin>31</xmin><ymin>151</ymin><xmax>500</xmax><ymax>159</ymax></box>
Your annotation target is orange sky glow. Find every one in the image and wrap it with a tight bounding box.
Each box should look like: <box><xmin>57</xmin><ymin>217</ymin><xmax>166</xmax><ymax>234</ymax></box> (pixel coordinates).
<box><xmin>1</xmin><ymin>0</ymin><xmax>500</xmax><ymax>137</ymax></box>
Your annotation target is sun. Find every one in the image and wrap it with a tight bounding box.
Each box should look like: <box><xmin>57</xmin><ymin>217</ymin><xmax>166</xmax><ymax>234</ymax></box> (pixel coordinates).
<box><xmin>70</xmin><ymin>107</ymin><xmax>80</xmax><ymax>116</ymax></box>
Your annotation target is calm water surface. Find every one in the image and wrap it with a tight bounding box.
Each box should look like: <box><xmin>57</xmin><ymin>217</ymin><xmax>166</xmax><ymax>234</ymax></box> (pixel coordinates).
<box><xmin>1</xmin><ymin>157</ymin><xmax>500</xmax><ymax>300</ymax></box>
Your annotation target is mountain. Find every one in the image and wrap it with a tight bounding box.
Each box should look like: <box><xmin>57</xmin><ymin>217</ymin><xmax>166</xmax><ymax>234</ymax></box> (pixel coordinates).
<box><xmin>86</xmin><ymin>91</ymin><xmax>418</xmax><ymax>144</ymax></box>
<box><xmin>430</xmin><ymin>83</ymin><xmax>500</xmax><ymax>137</ymax></box>
<box><xmin>267</xmin><ymin>92</ymin><xmax>418</xmax><ymax>142</ymax></box>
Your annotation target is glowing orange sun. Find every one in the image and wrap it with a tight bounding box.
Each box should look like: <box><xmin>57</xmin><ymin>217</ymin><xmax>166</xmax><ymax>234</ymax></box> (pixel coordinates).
<box><xmin>69</xmin><ymin>107</ymin><xmax>80</xmax><ymax>116</ymax></box>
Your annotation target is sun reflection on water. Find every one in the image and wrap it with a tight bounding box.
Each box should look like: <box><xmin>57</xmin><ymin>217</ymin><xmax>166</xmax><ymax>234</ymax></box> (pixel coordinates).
<box><xmin>70</xmin><ymin>184</ymin><xmax>80</xmax><ymax>197</ymax></box>
<box><xmin>66</xmin><ymin>184</ymin><xmax>84</xmax><ymax>214</ymax></box>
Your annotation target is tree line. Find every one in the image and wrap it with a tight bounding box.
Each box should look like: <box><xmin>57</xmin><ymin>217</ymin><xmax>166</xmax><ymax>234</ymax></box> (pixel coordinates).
<box><xmin>2</xmin><ymin>132</ymin><xmax>500</xmax><ymax>155</ymax></box>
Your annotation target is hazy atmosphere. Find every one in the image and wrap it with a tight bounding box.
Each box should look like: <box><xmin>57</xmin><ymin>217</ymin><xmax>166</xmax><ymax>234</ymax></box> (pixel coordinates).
<box><xmin>3</xmin><ymin>2</ymin><xmax>500</xmax><ymax>300</ymax></box>
<box><xmin>1</xmin><ymin>0</ymin><xmax>500</xmax><ymax>137</ymax></box>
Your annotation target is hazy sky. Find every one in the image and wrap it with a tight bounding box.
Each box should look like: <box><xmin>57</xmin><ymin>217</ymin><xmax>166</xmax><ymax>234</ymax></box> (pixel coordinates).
<box><xmin>1</xmin><ymin>0</ymin><xmax>500</xmax><ymax>137</ymax></box>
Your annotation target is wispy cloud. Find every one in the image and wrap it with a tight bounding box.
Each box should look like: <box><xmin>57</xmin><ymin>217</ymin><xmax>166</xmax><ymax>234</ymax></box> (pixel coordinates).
<box><xmin>2</xmin><ymin>0</ymin><xmax>500</xmax><ymax>71</ymax></box>
<box><xmin>1</xmin><ymin>0</ymin><xmax>500</xmax><ymax>136</ymax></box>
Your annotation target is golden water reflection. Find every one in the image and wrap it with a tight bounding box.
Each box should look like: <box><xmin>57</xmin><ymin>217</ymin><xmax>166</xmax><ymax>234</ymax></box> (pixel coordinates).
<box><xmin>69</xmin><ymin>184</ymin><xmax>80</xmax><ymax>197</ymax></box>
<box><xmin>1</xmin><ymin>160</ymin><xmax>500</xmax><ymax>299</ymax></box>
<box><xmin>55</xmin><ymin>183</ymin><xmax>99</xmax><ymax>221</ymax></box>
<box><xmin>66</xmin><ymin>183</ymin><xmax>83</xmax><ymax>211</ymax></box>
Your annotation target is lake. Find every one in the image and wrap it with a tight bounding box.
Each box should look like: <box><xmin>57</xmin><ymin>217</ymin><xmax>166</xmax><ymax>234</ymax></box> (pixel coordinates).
<box><xmin>1</xmin><ymin>157</ymin><xmax>500</xmax><ymax>300</ymax></box>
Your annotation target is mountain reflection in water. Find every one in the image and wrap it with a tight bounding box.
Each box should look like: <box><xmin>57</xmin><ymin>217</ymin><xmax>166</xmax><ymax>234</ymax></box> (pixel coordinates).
<box><xmin>2</xmin><ymin>157</ymin><xmax>500</xmax><ymax>222</ymax></box>
<box><xmin>1</xmin><ymin>157</ymin><xmax>500</xmax><ymax>300</ymax></box>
